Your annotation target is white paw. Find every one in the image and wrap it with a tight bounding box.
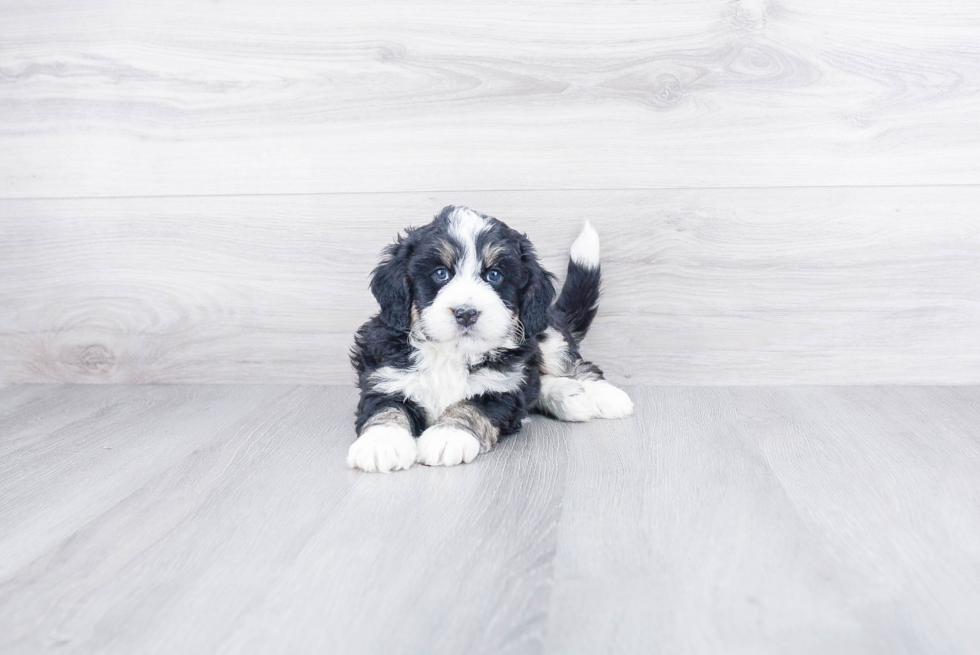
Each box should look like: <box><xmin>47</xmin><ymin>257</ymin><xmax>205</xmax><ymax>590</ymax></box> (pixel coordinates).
<box><xmin>416</xmin><ymin>425</ymin><xmax>481</xmax><ymax>467</ymax></box>
<box><xmin>347</xmin><ymin>424</ymin><xmax>417</xmax><ymax>473</ymax></box>
<box><xmin>537</xmin><ymin>376</ymin><xmax>600</xmax><ymax>422</ymax></box>
<box><xmin>583</xmin><ymin>380</ymin><xmax>634</xmax><ymax>419</ymax></box>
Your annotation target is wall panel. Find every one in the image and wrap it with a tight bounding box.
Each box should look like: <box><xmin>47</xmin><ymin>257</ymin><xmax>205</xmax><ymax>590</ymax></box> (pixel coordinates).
<box><xmin>2</xmin><ymin>187</ymin><xmax>977</xmax><ymax>384</ymax></box>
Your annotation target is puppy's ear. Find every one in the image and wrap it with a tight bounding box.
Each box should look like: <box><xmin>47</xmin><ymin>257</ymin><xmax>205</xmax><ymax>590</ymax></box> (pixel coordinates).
<box><xmin>518</xmin><ymin>236</ymin><xmax>556</xmax><ymax>338</ymax></box>
<box><xmin>370</xmin><ymin>235</ymin><xmax>414</xmax><ymax>332</ymax></box>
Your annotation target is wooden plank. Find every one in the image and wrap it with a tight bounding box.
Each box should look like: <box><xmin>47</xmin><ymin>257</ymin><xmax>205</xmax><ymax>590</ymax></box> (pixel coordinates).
<box><xmin>0</xmin><ymin>384</ymin><xmax>134</xmax><ymax>458</ymax></box>
<box><xmin>0</xmin><ymin>384</ymin><xmax>566</xmax><ymax>655</ymax></box>
<box><xmin>215</xmin><ymin>398</ymin><xmax>567</xmax><ymax>655</ymax></box>
<box><xmin>2</xmin><ymin>384</ymin><xmax>980</xmax><ymax>653</ymax></box>
<box><xmin>2</xmin><ymin>187</ymin><xmax>978</xmax><ymax>385</ymax></box>
<box><xmin>0</xmin><ymin>385</ymin><xmax>289</xmax><ymax>583</ymax></box>
<box><xmin>544</xmin><ymin>386</ymin><xmax>980</xmax><ymax>654</ymax></box>
<box><xmin>2</xmin><ymin>0</ymin><xmax>979</xmax><ymax>197</ymax></box>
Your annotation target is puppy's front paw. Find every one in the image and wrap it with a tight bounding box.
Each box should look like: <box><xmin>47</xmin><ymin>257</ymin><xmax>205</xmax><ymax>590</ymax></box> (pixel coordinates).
<box><xmin>347</xmin><ymin>424</ymin><xmax>417</xmax><ymax>473</ymax></box>
<box><xmin>416</xmin><ymin>425</ymin><xmax>480</xmax><ymax>467</ymax></box>
<box><xmin>583</xmin><ymin>380</ymin><xmax>634</xmax><ymax>419</ymax></box>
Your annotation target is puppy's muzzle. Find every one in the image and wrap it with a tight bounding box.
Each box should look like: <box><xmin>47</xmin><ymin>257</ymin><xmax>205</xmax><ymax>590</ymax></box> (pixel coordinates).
<box><xmin>453</xmin><ymin>306</ymin><xmax>480</xmax><ymax>327</ymax></box>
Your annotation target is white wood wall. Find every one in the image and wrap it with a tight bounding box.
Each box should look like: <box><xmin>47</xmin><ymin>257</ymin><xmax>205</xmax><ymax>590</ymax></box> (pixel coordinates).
<box><xmin>1</xmin><ymin>0</ymin><xmax>978</xmax><ymax>384</ymax></box>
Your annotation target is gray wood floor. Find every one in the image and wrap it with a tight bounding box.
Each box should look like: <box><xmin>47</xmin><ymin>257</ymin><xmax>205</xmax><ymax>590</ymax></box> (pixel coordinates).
<box><xmin>2</xmin><ymin>384</ymin><xmax>979</xmax><ymax>654</ymax></box>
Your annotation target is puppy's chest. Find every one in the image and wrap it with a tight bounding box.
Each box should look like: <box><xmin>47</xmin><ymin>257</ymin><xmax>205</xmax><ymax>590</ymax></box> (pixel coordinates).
<box><xmin>370</xmin><ymin>345</ymin><xmax>524</xmax><ymax>422</ymax></box>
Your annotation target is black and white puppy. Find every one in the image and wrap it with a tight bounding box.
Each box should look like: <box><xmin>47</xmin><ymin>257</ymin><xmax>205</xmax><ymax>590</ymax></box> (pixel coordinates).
<box><xmin>349</xmin><ymin>206</ymin><xmax>632</xmax><ymax>472</ymax></box>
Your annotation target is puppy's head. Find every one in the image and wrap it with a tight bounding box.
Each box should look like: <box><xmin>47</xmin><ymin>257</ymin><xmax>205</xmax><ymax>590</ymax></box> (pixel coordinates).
<box><xmin>371</xmin><ymin>206</ymin><xmax>555</xmax><ymax>354</ymax></box>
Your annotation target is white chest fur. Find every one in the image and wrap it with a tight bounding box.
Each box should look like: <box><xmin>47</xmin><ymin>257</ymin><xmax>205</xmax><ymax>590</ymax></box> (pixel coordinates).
<box><xmin>369</xmin><ymin>341</ymin><xmax>525</xmax><ymax>423</ymax></box>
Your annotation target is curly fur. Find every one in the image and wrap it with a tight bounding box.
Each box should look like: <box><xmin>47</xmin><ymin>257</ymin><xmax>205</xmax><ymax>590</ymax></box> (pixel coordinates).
<box><xmin>348</xmin><ymin>206</ymin><xmax>632</xmax><ymax>472</ymax></box>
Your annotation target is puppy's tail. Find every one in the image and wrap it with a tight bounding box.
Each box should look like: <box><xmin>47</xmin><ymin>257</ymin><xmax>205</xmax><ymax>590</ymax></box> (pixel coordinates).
<box><xmin>552</xmin><ymin>222</ymin><xmax>601</xmax><ymax>341</ymax></box>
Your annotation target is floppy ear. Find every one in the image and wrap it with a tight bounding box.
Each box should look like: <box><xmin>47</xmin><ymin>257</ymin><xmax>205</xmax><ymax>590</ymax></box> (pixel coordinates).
<box><xmin>518</xmin><ymin>236</ymin><xmax>556</xmax><ymax>338</ymax></box>
<box><xmin>370</xmin><ymin>236</ymin><xmax>414</xmax><ymax>332</ymax></box>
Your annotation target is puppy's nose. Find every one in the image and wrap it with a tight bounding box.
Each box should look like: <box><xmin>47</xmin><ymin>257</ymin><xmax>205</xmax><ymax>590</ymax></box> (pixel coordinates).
<box><xmin>453</xmin><ymin>306</ymin><xmax>480</xmax><ymax>327</ymax></box>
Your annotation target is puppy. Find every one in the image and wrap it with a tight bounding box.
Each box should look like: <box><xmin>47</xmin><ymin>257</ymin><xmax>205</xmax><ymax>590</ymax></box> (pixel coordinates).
<box><xmin>348</xmin><ymin>206</ymin><xmax>633</xmax><ymax>472</ymax></box>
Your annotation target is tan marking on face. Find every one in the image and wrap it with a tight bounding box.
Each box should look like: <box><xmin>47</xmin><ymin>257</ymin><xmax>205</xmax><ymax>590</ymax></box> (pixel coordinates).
<box><xmin>481</xmin><ymin>242</ymin><xmax>506</xmax><ymax>269</ymax></box>
<box><xmin>436</xmin><ymin>240</ymin><xmax>457</xmax><ymax>269</ymax></box>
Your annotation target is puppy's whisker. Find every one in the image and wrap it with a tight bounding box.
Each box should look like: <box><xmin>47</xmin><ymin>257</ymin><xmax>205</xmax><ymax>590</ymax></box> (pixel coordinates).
<box><xmin>513</xmin><ymin>318</ymin><xmax>527</xmax><ymax>345</ymax></box>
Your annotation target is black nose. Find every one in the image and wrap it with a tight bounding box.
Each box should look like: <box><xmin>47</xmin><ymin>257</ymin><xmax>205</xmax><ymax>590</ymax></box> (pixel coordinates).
<box><xmin>454</xmin><ymin>306</ymin><xmax>480</xmax><ymax>327</ymax></box>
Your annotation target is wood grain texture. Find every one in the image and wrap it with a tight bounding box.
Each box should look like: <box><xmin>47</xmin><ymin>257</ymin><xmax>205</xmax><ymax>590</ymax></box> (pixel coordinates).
<box><xmin>2</xmin><ymin>188</ymin><xmax>978</xmax><ymax>385</ymax></box>
<box><xmin>1</xmin><ymin>0</ymin><xmax>979</xmax><ymax>197</ymax></box>
<box><xmin>0</xmin><ymin>384</ymin><xmax>566</xmax><ymax>655</ymax></box>
<box><xmin>543</xmin><ymin>386</ymin><xmax>980</xmax><ymax>654</ymax></box>
<box><xmin>1</xmin><ymin>384</ymin><xmax>979</xmax><ymax>654</ymax></box>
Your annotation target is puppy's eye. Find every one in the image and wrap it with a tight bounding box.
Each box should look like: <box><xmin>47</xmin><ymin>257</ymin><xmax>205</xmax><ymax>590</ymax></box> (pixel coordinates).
<box><xmin>432</xmin><ymin>267</ymin><xmax>451</xmax><ymax>282</ymax></box>
<box><xmin>484</xmin><ymin>269</ymin><xmax>503</xmax><ymax>284</ymax></box>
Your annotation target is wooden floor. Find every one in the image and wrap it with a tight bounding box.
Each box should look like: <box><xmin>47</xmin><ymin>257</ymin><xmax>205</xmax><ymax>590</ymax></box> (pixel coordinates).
<box><xmin>2</xmin><ymin>384</ymin><xmax>979</xmax><ymax>654</ymax></box>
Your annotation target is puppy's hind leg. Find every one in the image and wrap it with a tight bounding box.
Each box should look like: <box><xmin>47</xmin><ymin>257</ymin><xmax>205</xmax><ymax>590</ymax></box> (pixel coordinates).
<box><xmin>566</xmin><ymin>358</ymin><xmax>634</xmax><ymax>419</ymax></box>
<box><xmin>536</xmin><ymin>375</ymin><xmax>600</xmax><ymax>422</ymax></box>
<box><xmin>536</xmin><ymin>327</ymin><xmax>633</xmax><ymax>421</ymax></box>
<box><xmin>581</xmin><ymin>379</ymin><xmax>634</xmax><ymax>419</ymax></box>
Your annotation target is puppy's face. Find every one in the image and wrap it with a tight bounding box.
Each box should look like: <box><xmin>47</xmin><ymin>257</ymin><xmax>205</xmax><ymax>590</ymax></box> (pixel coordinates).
<box><xmin>410</xmin><ymin>208</ymin><xmax>522</xmax><ymax>354</ymax></box>
<box><xmin>370</xmin><ymin>206</ymin><xmax>555</xmax><ymax>356</ymax></box>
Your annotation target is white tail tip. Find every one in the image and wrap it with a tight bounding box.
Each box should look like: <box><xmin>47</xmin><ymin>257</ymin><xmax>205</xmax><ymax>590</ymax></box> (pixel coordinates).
<box><xmin>569</xmin><ymin>221</ymin><xmax>600</xmax><ymax>269</ymax></box>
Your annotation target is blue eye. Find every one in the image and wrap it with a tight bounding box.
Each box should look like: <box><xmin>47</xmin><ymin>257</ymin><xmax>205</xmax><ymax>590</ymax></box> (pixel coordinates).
<box><xmin>485</xmin><ymin>269</ymin><xmax>503</xmax><ymax>284</ymax></box>
<box><xmin>432</xmin><ymin>267</ymin><xmax>450</xmax><ymax>282</ymax></box>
